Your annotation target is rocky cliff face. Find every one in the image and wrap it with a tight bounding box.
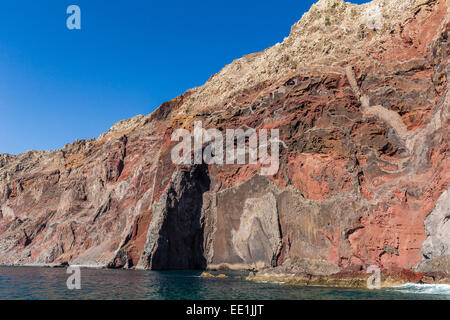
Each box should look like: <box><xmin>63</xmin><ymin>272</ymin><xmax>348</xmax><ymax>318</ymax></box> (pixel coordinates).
<box><xmin>0</xmin><ymin>0</ymin><xmax>448</xmax><ymax>277</ymax></box>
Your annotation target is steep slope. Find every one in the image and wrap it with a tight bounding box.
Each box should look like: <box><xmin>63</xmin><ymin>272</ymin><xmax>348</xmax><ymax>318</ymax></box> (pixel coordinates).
<box><xmin>0</xmin><ymin>0</ymin><xmax>448</xmax><ymax>281</ymax></box>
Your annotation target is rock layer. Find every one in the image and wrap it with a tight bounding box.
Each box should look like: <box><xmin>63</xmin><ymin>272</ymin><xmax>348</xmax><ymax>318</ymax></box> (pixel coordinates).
<box><xmin>0</xmin><ymin>0</ymin><xmax>449</xmax><ymax>280</ymax></box>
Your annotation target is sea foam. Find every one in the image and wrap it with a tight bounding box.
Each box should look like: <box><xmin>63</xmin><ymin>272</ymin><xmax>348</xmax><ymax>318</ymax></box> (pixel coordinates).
<box><xmin>392</xmin><ymin>283</ymin><xmax>450</xmax><ymax>295</ymax></box>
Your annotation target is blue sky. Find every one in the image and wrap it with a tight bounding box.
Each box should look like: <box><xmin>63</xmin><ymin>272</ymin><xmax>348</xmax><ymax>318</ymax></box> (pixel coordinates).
<box><xmin>0</xmin><ymin>0</ymin><xmax>369</xmax><ymax>155</ymax></box>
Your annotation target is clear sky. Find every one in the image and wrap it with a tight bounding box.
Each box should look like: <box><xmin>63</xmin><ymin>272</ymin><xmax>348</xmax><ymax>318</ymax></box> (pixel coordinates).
<box><xmin>0</xmin><ymin>0</ymin><xmax>369</xmax><ymax>155</ymax></box>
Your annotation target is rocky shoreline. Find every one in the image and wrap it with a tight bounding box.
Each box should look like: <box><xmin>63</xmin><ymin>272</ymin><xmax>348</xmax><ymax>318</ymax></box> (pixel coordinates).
<box><xmin>204</xmin><ymin>257</ymin><xmax>450</xmax><ymax>288</ymax></box>
<box><xmin>235</xmin><ymin>257</ymin><xmax>450</xmax><ymax>288</ymax></box>
<box><xmin>246</xmin><ymin>269</ymin><xmax>450</xmax><ymax>288</ymax></box>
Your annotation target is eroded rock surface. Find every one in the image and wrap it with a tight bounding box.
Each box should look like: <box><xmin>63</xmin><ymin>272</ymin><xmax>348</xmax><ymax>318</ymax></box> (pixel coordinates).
<box><xmin>0</xmin><ymin>0</ymin><xmax>448</xmax><ymax>278</ymax></box>
<box><xmin>416</xmin><ymin>189</ymin><xmax>450</xmax><ymax>273</ymax></box>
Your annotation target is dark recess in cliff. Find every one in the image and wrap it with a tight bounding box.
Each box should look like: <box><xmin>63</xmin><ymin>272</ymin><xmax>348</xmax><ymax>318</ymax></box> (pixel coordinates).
<box><xmin>148</xmin><ymin>164</ymin><xmax>211</xmax><ymax>270</ymax></box>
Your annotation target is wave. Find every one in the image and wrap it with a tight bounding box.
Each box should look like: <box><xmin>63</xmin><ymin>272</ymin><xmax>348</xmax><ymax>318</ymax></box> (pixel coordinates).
<box><xmin>392</xmin><ymin>283</ymin><xmax>450</xmax><ymax>295</ymax></box>
<box><xmin>255</xmin><ymin>281</ymin><xmax>285</xmax><ymax>285</ymax></box>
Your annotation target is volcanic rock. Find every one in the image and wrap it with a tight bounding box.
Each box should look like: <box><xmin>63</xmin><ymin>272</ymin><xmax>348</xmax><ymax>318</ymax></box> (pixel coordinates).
<box><xmin>0</xmin><ymin>0</ymin><xmax>448</xmax><ymax>282</ymax></box>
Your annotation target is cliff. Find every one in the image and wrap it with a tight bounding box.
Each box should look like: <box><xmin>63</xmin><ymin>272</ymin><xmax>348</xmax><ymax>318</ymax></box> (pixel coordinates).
<box><xmin>0</xmin><ymin>0</ymin><xmax>448</xmax><ymax>281</ymax></box>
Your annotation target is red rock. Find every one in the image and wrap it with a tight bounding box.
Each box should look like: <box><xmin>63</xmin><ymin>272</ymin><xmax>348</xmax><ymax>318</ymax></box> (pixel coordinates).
<box><xmin>0</xmin><ymin>0</ymin><xmax>448</xmax><ymax>279</ymax></box>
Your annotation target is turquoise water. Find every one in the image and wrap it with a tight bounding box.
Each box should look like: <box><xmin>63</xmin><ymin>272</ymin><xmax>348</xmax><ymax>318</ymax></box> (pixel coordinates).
<box><xmin>0</xmin><ymin>266</ymin><xmax>449</xmax><ymax>300</ymax></box>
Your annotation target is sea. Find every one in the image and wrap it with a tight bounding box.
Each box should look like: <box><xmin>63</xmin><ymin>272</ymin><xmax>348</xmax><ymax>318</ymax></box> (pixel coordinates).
<box><xmin>0</xmin><ymin>266</ymin><xmax>449</xmax><ymax>300</ymax></box>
